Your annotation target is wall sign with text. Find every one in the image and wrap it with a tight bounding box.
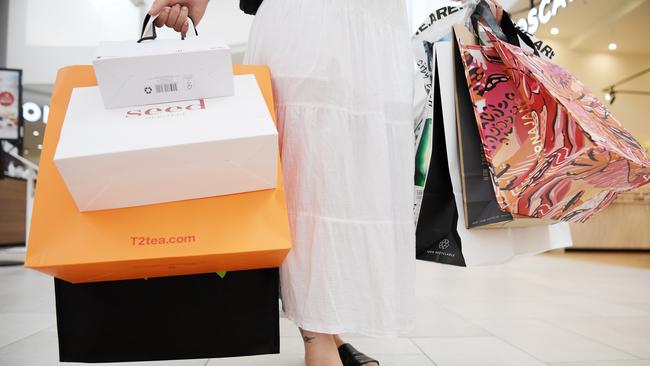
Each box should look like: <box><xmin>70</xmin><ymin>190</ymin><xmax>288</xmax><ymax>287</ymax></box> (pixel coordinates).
<box><xmin>517</xmin><ymin>0</ymin><xmax>574</xmax><ymax>34</ymax></box>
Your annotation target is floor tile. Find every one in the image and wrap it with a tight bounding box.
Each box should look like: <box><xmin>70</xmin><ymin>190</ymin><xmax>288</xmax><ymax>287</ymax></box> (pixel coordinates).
<box><xmin>207</xmin><ymin>354</ymin><xmax>304</xmax><ymax>366</ymax></box>
<box><xmin>0</xmin><ymin>282</ymin><xmax>55</xmax><ymax>314</ymax></box>
<box><xmin>279</xmin><ymin>337</ymin><xmax>306</xmax><ymax>355</ymax></box>
<box><xmin>279</xmin><ymin>317</ymin><xmax>299</xmax><ymax>337</ymax></box>
<box><xmin>208</xmin><ymin>354</ymin><xmax>435</xmax><ymax>366</ymax></box>
<box><xmin>368</xmin><ymin>354</ymin><xmax>436</xmax><ymax>366</ymax></box>
<box><xmin>0</xmin><ymin>328</ymin><xmax>208</xmax><ymax>366</ymax></box>
<box><xmin>622</xmin><ymin>302</ymin><xmax>650</xmax><ymax>313</ymax></box>
<box><xmin>471</xmin><ymin>319</ymin><xmax>637</xmax><ymax>363</ymax></box>
<box><xmin>543</xmin><ymin>295</ymin><xmax>650</xmax><ymax>317</ymax></box>
<box><xmin>0</xmin><ymin>313</ymin><xmax>56</xmax><ymax>348</ymax></box>
<box><xmin>544</xmin><ymin>317</ymin><xmax>650</xmax><ymax>358</ymax></box>
<box><xmin>546</xmin><ymin>361</ymin><xmax>650</xmax><ymax>366</ymax></box>
<box><xmin>413</xmin><ymin>336</ymin><xmax>546</xmax><ymax>366</ymax></box>
<box><xmin>332</xmin><ymin>337</ymin><xmax>422</xmax><ymax>355</ymax></box>
<box><xmin>280</xmin><ymin>336</ymin><xmax>423</xmax><ymax>357</ymax></box>
<box><xmin>442</xmin><ymin>300</ymin><xmax>590</xmax><ymax>319</ymax></box>
<box><xmin>406</xmin><ymin>297</ymin><xmax>490</xmax><ymax>337</ymax></box>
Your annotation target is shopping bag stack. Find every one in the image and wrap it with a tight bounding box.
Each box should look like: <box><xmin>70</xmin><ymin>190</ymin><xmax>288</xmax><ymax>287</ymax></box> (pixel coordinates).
<box><xmin>25</xmin><ymin>16</ymin><xmax>290</xmax><ymax>363</ymax></box>
<box><xmin>413</xmin><ymin>0</ymin><xmax>649</xmax><ymax>266</ymax></box>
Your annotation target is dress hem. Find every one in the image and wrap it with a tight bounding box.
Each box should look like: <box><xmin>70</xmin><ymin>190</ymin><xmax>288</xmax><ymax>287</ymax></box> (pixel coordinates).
<box><xmin>282</xmin><ymin>311</ymin><xmax>416</xmax><ymax>338</ymax></box>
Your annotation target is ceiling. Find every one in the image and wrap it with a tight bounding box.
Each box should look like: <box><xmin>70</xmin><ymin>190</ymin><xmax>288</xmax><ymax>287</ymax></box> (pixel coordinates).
<box><xmin>508</xmin><ymin>0</ymin><xmax>650</xmax><ymax>56</ymax></box>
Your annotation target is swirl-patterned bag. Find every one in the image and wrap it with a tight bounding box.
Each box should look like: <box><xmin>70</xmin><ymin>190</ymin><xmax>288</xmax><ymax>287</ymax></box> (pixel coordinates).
<box><xmin>458</xmin><ymin>34</ymin><xmax>650</xmax><ymax>223</ymax></box>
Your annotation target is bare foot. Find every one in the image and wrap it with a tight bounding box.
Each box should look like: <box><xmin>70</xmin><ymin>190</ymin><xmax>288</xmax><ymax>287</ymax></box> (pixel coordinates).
<box><xmin>333</xmin><ymin>335</ymin><xmax>379</xmax><ymax>366</ymax></box>
<box><xmin>300</xmin><ymin>328</ymin><xmax>343</xmax><ymax>366</ymax></box>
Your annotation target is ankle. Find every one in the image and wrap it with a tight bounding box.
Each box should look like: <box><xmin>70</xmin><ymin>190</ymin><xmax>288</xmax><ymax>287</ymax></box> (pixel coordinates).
<box><xmin>299</xmin><ymin>329</ymin><xmax>343</xmax><ymax>366</ymax></box>
<box><xmin>333</xmin><ymin>334</ymin><xmax>345</xmax><ymax>348</ymax></box>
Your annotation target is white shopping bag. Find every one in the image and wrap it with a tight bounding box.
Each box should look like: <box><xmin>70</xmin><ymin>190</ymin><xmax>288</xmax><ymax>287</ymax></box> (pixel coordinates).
<box><xmin>413</xmin><ymin>1</ymin><xmax>468</xmax><ymax>222</ymax></box>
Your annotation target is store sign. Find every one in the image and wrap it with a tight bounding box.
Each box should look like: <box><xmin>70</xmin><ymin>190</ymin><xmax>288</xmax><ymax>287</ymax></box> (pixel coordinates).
<box><xmin>517</xmin><ymin>0</ymin><xmax>574</xmax><ymax>34</ymax></box>
<box><xmin>0</xmin><ymin>69</ymin><xmax>22</xmax><ymax>140</ymax></box>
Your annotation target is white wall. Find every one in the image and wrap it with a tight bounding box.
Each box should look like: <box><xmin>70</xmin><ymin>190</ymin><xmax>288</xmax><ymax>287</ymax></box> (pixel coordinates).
<box><xmin>546</xmin><ymin>39</ymin><xmax>650</xmax><ymax>147</ymax></box>
<box><xmin>7</xmin><ymin>0</ymin><xmax>254</xmax><ymax>85</ymax></box>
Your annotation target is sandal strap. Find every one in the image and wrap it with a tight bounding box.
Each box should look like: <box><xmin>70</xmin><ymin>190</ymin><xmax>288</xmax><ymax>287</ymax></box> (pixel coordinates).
<box><xmin>338</xmin><ymin>343</ymin><xmax>379</xmax><ymax>366</ymax></box>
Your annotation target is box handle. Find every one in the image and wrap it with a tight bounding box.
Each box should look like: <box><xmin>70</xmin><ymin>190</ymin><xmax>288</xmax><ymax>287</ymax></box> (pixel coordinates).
<box><xmin>137</xmin><ymin>13</ymin><xmax>198</xmax><ymax>43</ymax></box>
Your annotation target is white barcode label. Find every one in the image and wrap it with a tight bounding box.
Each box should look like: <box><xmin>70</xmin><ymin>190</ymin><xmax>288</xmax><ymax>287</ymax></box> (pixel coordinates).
<box><xmin>415</xmin><ymin>188</ymin><xmax>424</xmax><ymax>203</ymax></box>
<box><xmin>414</xmin><ymin>186</ymin><xmax>425</xmax><ymax>226</ymax></box>
<box><xmin>154</xmin><ymin>83</ymin><xmax>178</xmax><ymax>93</ymax></box>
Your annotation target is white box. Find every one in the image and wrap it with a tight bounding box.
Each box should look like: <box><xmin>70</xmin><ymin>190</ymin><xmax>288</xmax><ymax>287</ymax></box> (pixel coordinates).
<box><xmin>54</xmin><ymin>75</ymin><xmax>277</xmax><ymax>212</ymax></box>
<box><xmin>93</xmin><ymin>37</ymin><xmax>234</xmax><ymax>109</ymax></box>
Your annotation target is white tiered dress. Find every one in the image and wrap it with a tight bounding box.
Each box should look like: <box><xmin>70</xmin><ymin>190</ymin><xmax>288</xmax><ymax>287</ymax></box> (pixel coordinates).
<box><xmin>244</xmin><ymin>0</ymin><xmax>416</xmax><ymax>336</ymax></box>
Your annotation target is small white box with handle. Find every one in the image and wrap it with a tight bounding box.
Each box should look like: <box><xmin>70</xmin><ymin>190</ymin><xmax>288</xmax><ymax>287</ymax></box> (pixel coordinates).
<box><xmin>54</xmin><ymin>74</ymin><xmax>278</xmax><ymax>212</ymax></box>
<box><xmin>93</xmin><ymin>14</ymin><xmax>234</xmax><ymax>109</ymax></box>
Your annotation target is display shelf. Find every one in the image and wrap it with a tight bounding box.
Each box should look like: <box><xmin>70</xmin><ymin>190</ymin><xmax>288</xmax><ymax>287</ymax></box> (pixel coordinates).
<box><xmin>570</xmin><ymin>191</ymin><xmax>650</xmax><ymax>250</ymax></box>
<box><xmin>0</xmin><ymin>178</ymin><xmax>26</xmax><ymax>245</ymax></box>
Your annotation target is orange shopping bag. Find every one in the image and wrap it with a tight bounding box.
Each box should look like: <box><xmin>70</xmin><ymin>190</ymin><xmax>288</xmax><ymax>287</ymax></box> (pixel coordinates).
<box><xmin>25</xmin><ymin>65</ymin><xmax>291</xmax><ymax>283</ymax></box>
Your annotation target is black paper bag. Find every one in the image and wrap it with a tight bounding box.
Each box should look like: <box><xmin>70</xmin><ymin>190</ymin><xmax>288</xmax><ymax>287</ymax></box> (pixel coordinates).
<box><xmin>55</xmin><ymin>268</ymin><xmax>279</xmax><ymax>363</ymax></box>
<box><xmin>239</xmin><ymin>0</ymin><xmax>263</xmax><ymax>15</ymax></box>
<box><xmin>415</xmin><ymin>58</ymin><xmax>466</xmax><ymax>267</ymax></box>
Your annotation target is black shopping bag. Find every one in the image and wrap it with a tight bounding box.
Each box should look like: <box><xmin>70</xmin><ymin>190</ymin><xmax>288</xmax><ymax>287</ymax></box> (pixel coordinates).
<box><xmin>415</xmin><ymin>57</ymin><xmax>466</xmax><ymax>267</ymax></box>
<box><xmin>55</xmin><ymin>268</ymin><xmax>279</xmax><ymax>363</ymax></box>
<box><xmin>240</xmin><ymin>0</ymin><xmax>263</xmax><ymax>14</ymax></box>
<box><xmin>453</xmin><ymin>25</ymin><xmax>514</xmax><ymax>229</ymax></box>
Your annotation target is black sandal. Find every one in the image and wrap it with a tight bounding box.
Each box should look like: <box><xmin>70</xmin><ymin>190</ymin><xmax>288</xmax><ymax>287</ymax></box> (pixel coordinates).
<box><xmin>338</xmin><ymin>343</ymin><xmax>379</xmax><ymax>366</ymax></box>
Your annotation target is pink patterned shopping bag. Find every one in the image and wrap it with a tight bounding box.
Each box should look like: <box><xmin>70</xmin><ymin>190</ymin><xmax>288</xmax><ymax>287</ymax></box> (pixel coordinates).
<box><xmin>458</xmin><ymin>31</ymin><xmax>650</xmax><ymax>222</ymax></box>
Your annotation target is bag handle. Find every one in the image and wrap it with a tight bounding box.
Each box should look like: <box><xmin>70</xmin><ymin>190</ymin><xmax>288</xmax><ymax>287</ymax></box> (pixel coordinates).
<box><xmin>470</xmin><ymin>0</ymin><xmax>508</xmax><ymax>42</ymax></box>
<box><xmin>137</xmin><ymin>13</ymin><xmax>198</xmax><ymax>43</ymax></box>
<box><xmin>499</xmin><ymin>10</ymin><xmax>540</xmax><ymax>56</ymax></box>
<box><xmin>470</xmin><ymin>0</ymin><xmax>539</xmax><ymax>56</ymax></box>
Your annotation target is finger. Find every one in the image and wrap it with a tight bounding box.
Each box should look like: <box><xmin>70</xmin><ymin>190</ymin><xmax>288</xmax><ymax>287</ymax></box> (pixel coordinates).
<box><xmin>488</xmin><ymin>1</ymin><xmax>499</xmax><ymax>21</ymax></box>
<box><xmin>181</xmin><ymin>21</ymin><xmax>189</xmax><ymax>38</ymax></box>
<box><xmin>153</xmin><ymin>6</ymin><xmax>170</xmax><ymax>28</ymax></box>
<box><xmin>174</xmin><ymin>6</ymin><xmax>189</xmax><ymax>33</ymax></box>
<box><xmin>149</xmin><ymin>0</ymin><xmax>171</xmax><ymax>16</ymax></box>
<box><xmin>496</xmin><ymin>5</ymin><xmax>504</xmax><ymax>23</ymax></box>
<box><xmin>166</xmin><ymin>4</ymin><xmax>181</xmax><ymax>28</ymax></box>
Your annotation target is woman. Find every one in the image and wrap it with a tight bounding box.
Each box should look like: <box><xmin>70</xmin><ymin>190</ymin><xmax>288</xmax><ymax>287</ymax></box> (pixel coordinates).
<box><xmin>147</xmin><ymin>0</ymin><xmax>501</xmax><ymax>365</ymax></box>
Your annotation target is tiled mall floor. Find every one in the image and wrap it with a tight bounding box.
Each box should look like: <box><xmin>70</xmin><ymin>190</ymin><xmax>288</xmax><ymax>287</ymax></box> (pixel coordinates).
<box><xmin>1</xmin><ymin>253</ymin><xmax>649</xmax><ymax>366</ymax></box>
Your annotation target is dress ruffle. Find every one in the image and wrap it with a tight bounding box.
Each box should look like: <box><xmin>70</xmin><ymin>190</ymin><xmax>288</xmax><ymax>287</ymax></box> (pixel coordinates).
<box><xmin>245</xmin><ymin>0</ymin><xmax>416</xmax><ymax>336</ymax></box>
